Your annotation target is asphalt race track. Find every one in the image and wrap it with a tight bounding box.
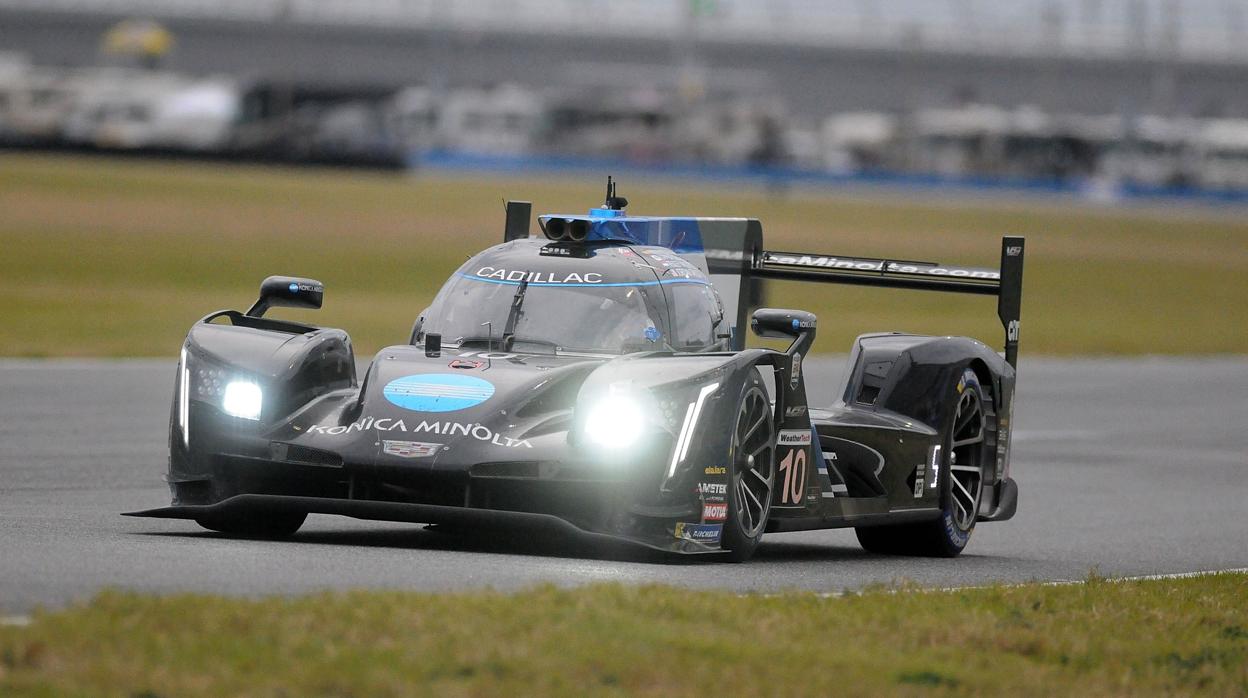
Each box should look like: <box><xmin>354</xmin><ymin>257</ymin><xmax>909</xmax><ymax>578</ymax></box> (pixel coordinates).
<box><xmin>2</xmin><ymin>357</ymin><xmax>1246</xmax><ymax>612</ymax></box>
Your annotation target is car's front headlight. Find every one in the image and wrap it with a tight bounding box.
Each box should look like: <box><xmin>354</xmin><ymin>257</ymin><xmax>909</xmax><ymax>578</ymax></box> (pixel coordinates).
<box><xmin>222</xmin><ymin>380</ymin><xmax>264</xmax><ymax>420</ymax></box>
<box><xmin>582</xmin><ymin>395</ymin><xmax>646</xmax><ymax>449</ymax></box>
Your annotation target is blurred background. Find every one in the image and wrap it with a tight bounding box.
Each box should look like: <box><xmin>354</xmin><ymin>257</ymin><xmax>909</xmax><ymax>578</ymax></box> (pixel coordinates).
<box><xmin>4</xmin><ymin>0</ymin><xmax>1248</xmax><ymax>193</ymax></box>
<box><xmin>1</xmin><ymin>0</ymin><xmax>1246</xmax><ymax>357</ymax></box>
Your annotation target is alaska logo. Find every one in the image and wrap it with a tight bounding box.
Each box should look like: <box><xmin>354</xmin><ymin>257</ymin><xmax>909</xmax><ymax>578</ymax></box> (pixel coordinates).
<box><xmin>383</xmin><ymin>374</ymin><xmax>495</xmax><ymax>413</ymax></box>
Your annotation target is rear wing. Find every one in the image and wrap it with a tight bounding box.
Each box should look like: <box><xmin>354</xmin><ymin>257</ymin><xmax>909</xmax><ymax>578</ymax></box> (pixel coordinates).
<box><xmin>693</xmin><ymin>218</ymin><xmax>1024</xmax><ymax>367</ymax></box>
<box><xmin>754</xmin><ymin>239</ymin><xmax>1025</xmax><ymax>366</ymax></box>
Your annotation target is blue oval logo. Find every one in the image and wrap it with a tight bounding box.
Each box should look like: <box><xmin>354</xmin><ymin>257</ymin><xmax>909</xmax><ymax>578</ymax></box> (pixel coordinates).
<box><xmin>383</xmin><ymin>373</ymin><xmax>495</xmax><ymax>413</ymax></box>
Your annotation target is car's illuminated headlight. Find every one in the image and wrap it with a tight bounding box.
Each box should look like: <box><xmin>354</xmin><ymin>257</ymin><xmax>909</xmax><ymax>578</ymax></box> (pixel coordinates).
<box><xmin>222</xmin><ymin>381</ymin><xmax>263</xmax><ymax>420</ymax></box>
<box><xmin>583</xmin><ymin>396</ymin><xmax>645</xmax><ymax>449</ymax></box>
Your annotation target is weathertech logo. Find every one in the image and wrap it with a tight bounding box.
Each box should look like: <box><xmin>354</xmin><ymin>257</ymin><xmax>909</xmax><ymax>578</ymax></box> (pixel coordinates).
<box><xmin>777</xmin><ymin>429</ymin><xmax>812</xmax><ymax>446</ymax></box>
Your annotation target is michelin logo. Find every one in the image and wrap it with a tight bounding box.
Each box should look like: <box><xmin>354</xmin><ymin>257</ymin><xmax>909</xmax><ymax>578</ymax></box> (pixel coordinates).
<box><xmin>675</xmin><ymin>522</ymin><xmax>722</xmax><ymax>543</ymax></box>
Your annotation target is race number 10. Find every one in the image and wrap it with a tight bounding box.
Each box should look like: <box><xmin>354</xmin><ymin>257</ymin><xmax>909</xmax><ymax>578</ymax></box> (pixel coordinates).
<box><xmin>777</xmin><ymin>447</ymin><xmax>807</xmax><ymax>506</ymax></box>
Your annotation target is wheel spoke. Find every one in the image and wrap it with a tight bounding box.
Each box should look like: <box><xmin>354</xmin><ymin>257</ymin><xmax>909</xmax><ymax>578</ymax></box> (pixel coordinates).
<box><xmin>735</xmin><ymin>480</ymin><xmax>753</xmax><ymax>528</ymax></box>
<box><xmin>953</xmin><ymin>433</ymin><xmax>984</xmax><ymax>448</ymax></box>
<box><xmin>741</xmin><ymin>481</ymin><xmax>761</xmax><ymax>531</ymax></box>
<box><xmin>742</xmin><ymin>480</ymin><xmax>763</xmax><ymax>509</ymax></box>
<box><xmin>742</xmin><ymin>412</ymin><xmax>766</xmax><ymax>443</ymax></box>
<box><xmin>955</xmin><ymin>403</ymin><xmax>979</xmax><ymax>437</ymax></box>
<box><xmin>951</xmin><ymin>495</ymin><xmax>970</xmax><ymax>524</ymax></box>
<box><xmin>951</xmin><ymin>473</ymin><xmax>976</xmax><ymax>506</ymax></box>
<box><xmin>745</xmin><ymin>466</ymin><xmax>770</xmax><ymax>491</ymax></box>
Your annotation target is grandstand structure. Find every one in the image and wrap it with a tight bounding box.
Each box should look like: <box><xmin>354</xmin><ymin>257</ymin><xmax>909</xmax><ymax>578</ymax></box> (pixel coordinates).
<box><xmin>2</xmin><ymin>0</ymin><xmax>1247</xmax><ymax>62</ymax></box>
<box><xmin>1</xmin><ymin>0</ymin><xmax>1246</xmax><ymax>123</ymax></box>
<box><xmin>3</xmin><ymin>1</ymin><xmax>1248</xmax><ymax>194</ymax></box>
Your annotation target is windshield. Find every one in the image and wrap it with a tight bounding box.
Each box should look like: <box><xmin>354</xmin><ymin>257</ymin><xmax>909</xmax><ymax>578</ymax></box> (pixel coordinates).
<box><xmin>426</xmin><ymin>273</ymin><xmax>668</xmax><ymax>354</ymax></box>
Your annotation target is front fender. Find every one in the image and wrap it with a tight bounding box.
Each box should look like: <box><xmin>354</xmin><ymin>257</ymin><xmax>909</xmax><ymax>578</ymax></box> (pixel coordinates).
<box><xmin>171</xmin><ymin>312</ymin><xmax>357</xmax><ymax>483</ymax></box>
<box><xmin>572</xmin><ymin>349</ymin><xmax>794</xmax><ymax>499</ymax></box>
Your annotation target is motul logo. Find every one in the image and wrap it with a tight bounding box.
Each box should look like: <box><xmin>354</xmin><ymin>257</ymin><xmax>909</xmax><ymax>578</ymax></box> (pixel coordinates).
<box><xmin>702</xmin><ymin>502</ymin><xmax>728</xmax><ymax>521</ymax></box>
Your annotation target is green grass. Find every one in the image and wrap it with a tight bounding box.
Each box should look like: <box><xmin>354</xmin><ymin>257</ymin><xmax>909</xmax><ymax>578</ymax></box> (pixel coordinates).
<box><xmin>1</xmin><ymin>573</ymin><xmax>1246</xmax><ymax>696</ymax></box>
<box><xmin>2</xmin><ymin>152</ymin><xmax>1246</xmax><ymax>357</ymax></box>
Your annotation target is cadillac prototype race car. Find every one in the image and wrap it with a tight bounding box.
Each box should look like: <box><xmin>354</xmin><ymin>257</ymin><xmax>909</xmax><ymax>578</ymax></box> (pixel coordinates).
<box><xmin>126</xmin><ymin>181</ymin><xmax>1025</xmax><ymax>561</ymax></box>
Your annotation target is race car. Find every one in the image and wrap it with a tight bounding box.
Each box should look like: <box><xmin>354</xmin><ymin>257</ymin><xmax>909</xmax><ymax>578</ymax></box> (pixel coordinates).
<box><xmin>126</xmin><ymin>180</ymin><xmax>1024</xmax><ymax>561</ymax></box>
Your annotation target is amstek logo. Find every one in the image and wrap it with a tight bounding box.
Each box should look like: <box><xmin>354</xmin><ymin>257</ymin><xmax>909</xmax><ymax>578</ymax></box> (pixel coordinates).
<box><xmin>695</xmin><ymin>482</ymin><xmax>728</xmax><ymax>496</ymax></box>
<box><xmin>475</xmin><ymin>267</ymin><xmax>602</xmax><ymax>284</ymax></box>
<box><xmin>307</xmin><ymin>417</ymin><xmax>532</xmax><ymax>448</ymax></box>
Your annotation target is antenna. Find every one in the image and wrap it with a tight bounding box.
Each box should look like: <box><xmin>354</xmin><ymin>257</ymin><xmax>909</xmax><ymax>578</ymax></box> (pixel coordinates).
<box><xmin>604</xmin><ymin>175</ymin><xmax>628</xmax><ymax>210</ymax></box>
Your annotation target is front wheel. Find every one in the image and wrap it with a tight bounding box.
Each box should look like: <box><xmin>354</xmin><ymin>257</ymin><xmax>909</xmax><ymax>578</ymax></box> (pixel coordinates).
<box><xmin>196</xmin><ymin>511</ymin><xmax>307</xmax><ymax>538</ymax></box>
<box><xmin>721</xmin><ymin>370</ymin><xmax>775</xmax><ymax>562</ymax></box>
<box><xmin>855</xmin><ymin>367</ymin><xmax>991</xmax><ymax>557</ymax></box>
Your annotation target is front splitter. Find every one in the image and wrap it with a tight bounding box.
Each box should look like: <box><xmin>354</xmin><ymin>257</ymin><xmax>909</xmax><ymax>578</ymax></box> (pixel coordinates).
<box><xmin>123</xmin><ymin>493</ymin><xmax>720</xmax><ymax>555</ymax></box>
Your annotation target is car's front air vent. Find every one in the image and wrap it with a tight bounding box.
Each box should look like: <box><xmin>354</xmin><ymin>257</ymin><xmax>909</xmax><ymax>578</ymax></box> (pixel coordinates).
<box><xmin>270</xmin><ymin>442</ymin><xmax>343</xmax><ymax>468</ymax></box>
<box><xmin>857</xmin><ymin>384</ymin><xmax>881</xmax><ymax>405</ymax></box>
<box><xmin>470</xmin><ymin>462</ymin><xmax>545</xmax><ymax>478</ymax></box>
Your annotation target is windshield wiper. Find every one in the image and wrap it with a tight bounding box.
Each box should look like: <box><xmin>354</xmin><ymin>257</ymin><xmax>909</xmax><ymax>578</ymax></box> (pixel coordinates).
<box><xmin>501</xmin><ymin>279</ymin><xmax>529</xmax><ymax>352</ymax></box>
<box><xmin>454</xmin><ymin>335</ymin><xmax>561</xmax><ymax>352</ymax></box>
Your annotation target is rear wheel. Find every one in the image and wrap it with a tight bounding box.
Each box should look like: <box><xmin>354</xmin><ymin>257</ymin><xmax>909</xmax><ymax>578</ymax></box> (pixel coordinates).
<box><xmin>855</xmin><ymin>368</ymin><xmax>990</xmax><ymax>557</ymax></box>
<box><xmin>721</xmin><ymin>371</ymin><xmax>775</xmax><ymax>562</ymax></box>
<box><xmin>196</xmin><ymin>511</ymin><xmax>306</xmax><ymax>538</ymax></box>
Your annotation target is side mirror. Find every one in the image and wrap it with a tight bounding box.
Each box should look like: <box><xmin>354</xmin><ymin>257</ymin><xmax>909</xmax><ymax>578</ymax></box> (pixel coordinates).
<box><xmin>245</xmin><ymin>276</ymin><xmax>324</xmax><ymax>318</ymax></box>
<box><xmin>751</xmin><ymin>308</ymin><xmax>817</xmax><ymax>340</ymax></box>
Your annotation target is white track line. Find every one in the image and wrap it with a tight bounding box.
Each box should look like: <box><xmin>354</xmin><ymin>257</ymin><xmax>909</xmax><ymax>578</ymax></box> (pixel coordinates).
<box><xmin>806</xmin><ymin>567</ymin><xmax>1248</xmax><ymax>599</ymax></box>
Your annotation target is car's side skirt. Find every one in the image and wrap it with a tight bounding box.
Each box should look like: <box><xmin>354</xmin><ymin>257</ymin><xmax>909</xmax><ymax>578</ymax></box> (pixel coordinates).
<box><xmin>765</xmin><ymin>505</ymin><xmax>942</xmax><ymax>533</ymax></box>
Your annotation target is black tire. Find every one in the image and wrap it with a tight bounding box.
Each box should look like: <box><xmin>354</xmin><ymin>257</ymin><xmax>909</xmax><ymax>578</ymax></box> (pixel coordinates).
<box><xmin>855</xmin><ymin>367</ymin><xmax>991</xmax><ymax>557</ymax></box>
<box><xmin>721</xmin><ymin>370</ymin><xmax>776</xmax><ymax>562</ymax></box>
<box><xmin>196</xmin><ymin>511</ymin><xmax>307</xmax><ymax>538</ymax></box>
